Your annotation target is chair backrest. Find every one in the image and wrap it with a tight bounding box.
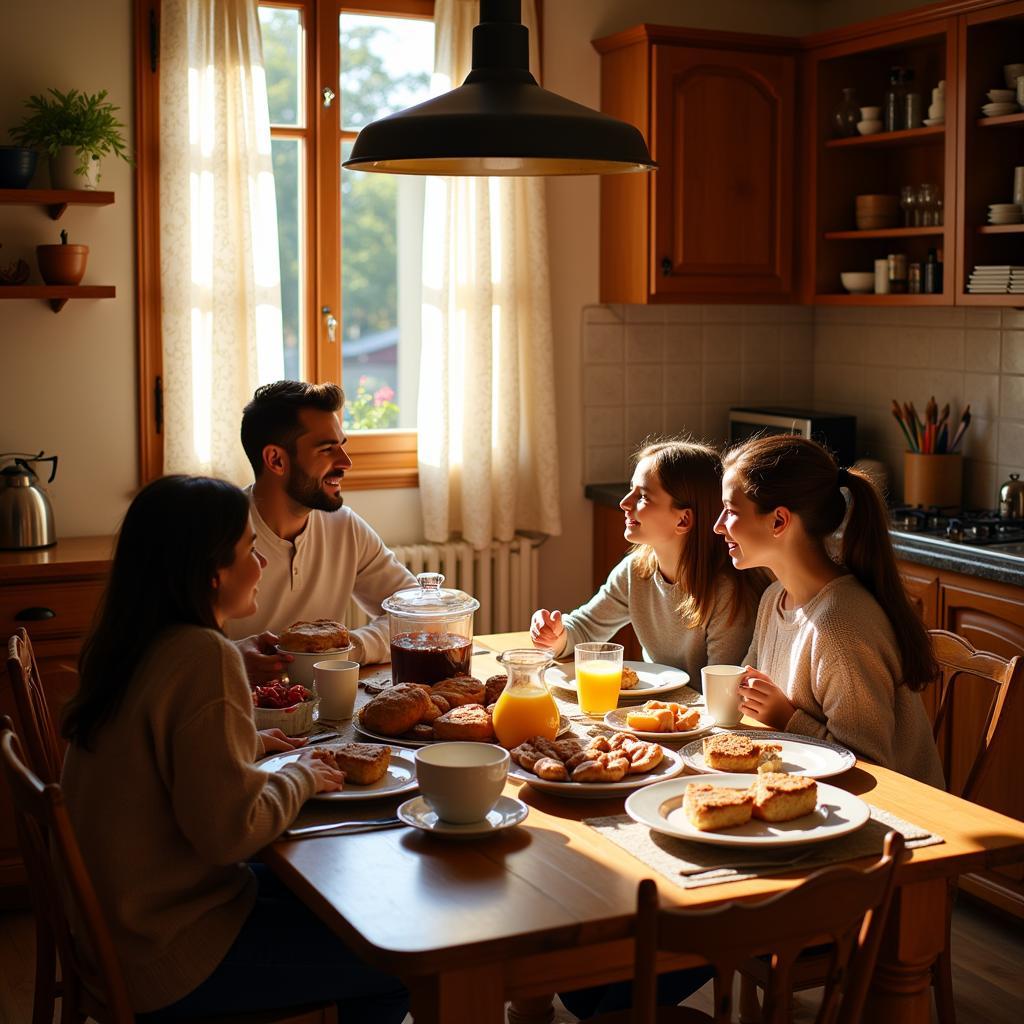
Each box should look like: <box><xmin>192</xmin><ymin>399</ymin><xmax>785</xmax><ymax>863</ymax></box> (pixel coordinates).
<box><xmin>6</xmin><ymin>628</ymin><xmax>64</xmax><ymax>782</ymax></box>
<box><xmin>627</xmin><ymin>832</ymin><xmax>905</xmax><ymax>1024</ymax></box>
<box><xmin>928</xmin><ymin>629</ymin><xmax>1024</xmax><ymax>802</ymax></box>
<box><xmin>0</xmin><ymin>721</ymin><xmax>136</xmax><ymax>1024</ymax></box>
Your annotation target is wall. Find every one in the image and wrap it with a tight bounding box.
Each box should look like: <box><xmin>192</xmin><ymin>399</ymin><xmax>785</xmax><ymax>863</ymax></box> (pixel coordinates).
<box><xmin>540</xmin><ymin>0</ymin><xmax>815</xmax><ymax>614</ymax></box>
<box><xmin>581</xmin><ymin>304</ymin><xmax>814</xmax><ymax>483</ymax></box>
<box><xmin>812</xmin><ymin>305</ymin><xmax>1024</xmax><ymax>509</ymax></box>
<box><xmin>0</xmin><ymin>0</ymin><xmax>137</xmax><ymax>538</ymax></box>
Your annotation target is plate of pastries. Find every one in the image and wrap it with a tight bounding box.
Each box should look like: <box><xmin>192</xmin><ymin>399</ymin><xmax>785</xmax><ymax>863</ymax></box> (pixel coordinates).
<box><xmin>258</xmin><ymin>742</ymin><xmax>417</xmax><ymax>802</ymax></box>
<box><xmin>603</xmin><ymin>701</ymin><xmax>715</xmax><ymax>740</ymax></box>
<box><xmin>355</xmin><ymin>675</ymin><xmax>571</xmax><ymax>746</ymax></box>
<box><xmin>681</xmin><ymin>731</ymin><xmax>856</xmax><ymax>780</ymax></box>
<box><xmin>508</xmin><ymin>732</ymin><xmax>684</xmax><ymax>797</ymax></box>
<box><xmin>546</xmin><ymin>660</ymin><xmax>691</xmax><ymax>698</ymax></box>
<box><xmin>625</xmin><ymin>771</ymin><xmax>869</xmax><ymax>847</ymax></box>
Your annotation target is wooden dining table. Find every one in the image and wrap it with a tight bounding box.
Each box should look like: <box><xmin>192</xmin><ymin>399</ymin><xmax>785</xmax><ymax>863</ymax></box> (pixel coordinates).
<box><xmin>262</xmin><ymin>632</ymin><xmax>1024</xmax><ymax>1024</ymax></box>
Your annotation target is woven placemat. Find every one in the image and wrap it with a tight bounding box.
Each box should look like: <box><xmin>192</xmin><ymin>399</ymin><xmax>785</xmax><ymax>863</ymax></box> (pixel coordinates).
<box><xmin>585</xmin><ymin>805</ymin><xmax>943</xmax><ymax>889</ymax></box>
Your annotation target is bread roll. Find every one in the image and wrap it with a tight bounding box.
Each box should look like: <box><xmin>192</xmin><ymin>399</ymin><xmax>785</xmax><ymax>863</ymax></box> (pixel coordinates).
<box><xmin>359</xmin><ymin>683</ymin><xmax>431</xmax><ymax>736</ymax></box>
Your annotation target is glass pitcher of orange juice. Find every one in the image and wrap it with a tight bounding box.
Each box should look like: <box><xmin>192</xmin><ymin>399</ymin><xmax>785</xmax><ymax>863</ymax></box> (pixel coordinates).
<box><xmin>492</xmin><ymin>648</ymin><xmax>560</xmax><ymax>749</ymax></box>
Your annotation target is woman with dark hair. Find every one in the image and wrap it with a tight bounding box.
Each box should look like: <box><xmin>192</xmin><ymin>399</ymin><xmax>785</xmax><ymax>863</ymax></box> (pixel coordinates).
<box><xmin>531</xmin><ymin>439</ymin><xmax>766</xmax><ymax>682</ymax></box>
<box><xmin>61</xmin><ymin>475</ymin><xmax>408</xmax><ymax>1023</ymax></box>
<box><xmin>715</xmin><ymin>435</ymin><xmax>943</xmax><ymax>787</ymax></box>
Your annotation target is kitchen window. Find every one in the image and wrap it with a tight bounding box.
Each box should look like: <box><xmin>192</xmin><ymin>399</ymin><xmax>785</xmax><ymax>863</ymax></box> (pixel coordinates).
<box><xmin>134</xmin><ymin>0</ymin><xmax>433</xmax><ymax>487</ymax></box>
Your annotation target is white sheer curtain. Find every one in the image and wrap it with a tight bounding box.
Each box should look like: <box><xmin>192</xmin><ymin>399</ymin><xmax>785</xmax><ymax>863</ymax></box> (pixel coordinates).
<box><xmin>159</xmin><ymin>0</ymin><xmax>284</xmax><ymax>481</ymax></box>
<box><xmin>418</xmin><ymin>0</ymin><xmax>562</xmax><ymax>547</ymax></box>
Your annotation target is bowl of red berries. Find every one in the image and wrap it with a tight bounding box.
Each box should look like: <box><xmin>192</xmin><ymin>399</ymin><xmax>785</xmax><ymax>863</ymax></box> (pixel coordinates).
<box><xmin>252</xmin><ymin>680</ymin><xmax>317</xmax><ymax>736</ymax></box>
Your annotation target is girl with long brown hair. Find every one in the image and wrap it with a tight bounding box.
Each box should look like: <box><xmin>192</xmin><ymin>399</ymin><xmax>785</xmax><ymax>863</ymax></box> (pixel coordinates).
<box><xmin>715</xmin><ymin>435</ymin><xmax>943</xmax><ymax>786</ymax></box>
<box><xmin>531</xmin><ymin>439</ymin><xmax>765</xmax><ymax>682</ymax></box>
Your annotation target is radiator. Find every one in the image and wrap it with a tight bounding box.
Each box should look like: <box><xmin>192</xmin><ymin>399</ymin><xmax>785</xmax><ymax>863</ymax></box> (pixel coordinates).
<box><xmin>345</xmin><ymin>537</ymin><xmax>541</xmax><ymax>635</ymax></box>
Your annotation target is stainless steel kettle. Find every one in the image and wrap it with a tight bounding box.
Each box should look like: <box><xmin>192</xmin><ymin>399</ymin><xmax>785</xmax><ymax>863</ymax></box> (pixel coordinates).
<box><xmin>0</xmin><ymin>452</ymin><xmax>58</xmax><ymax>550</ymax></box>
<box><xmin>999</xmin><ymin>472</ymin><xmax>1024</xmax><ymax>519</ymax></box>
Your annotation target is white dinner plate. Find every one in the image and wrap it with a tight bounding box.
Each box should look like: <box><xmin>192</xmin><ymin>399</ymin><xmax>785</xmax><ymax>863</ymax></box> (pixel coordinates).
<box><xmin>603</xmin><ymin>706</ymin><xmax>716</xmax><ymax>742</ymax></box>
<box><xmin>509</xmin><ymin>745</ymin><xmax>685</xmax><ymax>798</ymax></box>
<box><xmin>679</xmin><ymin>730</ymin><xmax>856</xmax><ymax>780</ymax></box>
<box><xmin>625</xmin><ymin>774</ymin><xmax>870</xmax><ymax>848</ymax></box>
<box><xmin>545</xmin><ymin>660</ymin><xmax>692</xmax><ymax>699</ymax></box>
<box><xmin>354</xmin><ymin>713</ymin><xmax>572</xmax><ymax>747</ymax></box>
<box><xmin>258</xmin><ymin>745</ymin><xmax>418</xmax><ymax>802</ymax></box>
<box><xmin>397</xmin><ymin>794</ymin><xmax>528</xmax><ymax>837</ymax></box>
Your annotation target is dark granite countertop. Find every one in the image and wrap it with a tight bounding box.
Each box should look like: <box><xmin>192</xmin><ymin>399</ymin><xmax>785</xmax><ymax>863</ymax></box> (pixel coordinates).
<box><xmin>584</xmin><ymin>483</ymin><xmax>1024</xmax><ymax>588</ymax></box>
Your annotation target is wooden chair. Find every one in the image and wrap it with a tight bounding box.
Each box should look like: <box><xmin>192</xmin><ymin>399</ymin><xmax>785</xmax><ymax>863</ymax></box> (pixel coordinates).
<box><xmin>587</xmin><ymin>831</ymin><xmax>904</xmax><ymax>1024</ymax></box>
<box><xmin>6</xmin><ymin>627</ymin><xmax>63</xmax><ymax>782</ymax></box>
<box><xmin>739</xmin><ymin>630</ymin><xmax>1024</xmax><ymax>1024</ymax></box>
<box><xmin>0</xmin><ymin>722</ymin><xmax>335</xmax><ymax>1024</ymax></box>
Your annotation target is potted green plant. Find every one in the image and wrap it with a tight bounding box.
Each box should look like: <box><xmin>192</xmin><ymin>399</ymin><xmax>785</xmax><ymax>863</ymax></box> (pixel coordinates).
<box><xmin>10</xmin><ymin>88</ymin><xmax>132</xmax><ymax>190</ymax></box>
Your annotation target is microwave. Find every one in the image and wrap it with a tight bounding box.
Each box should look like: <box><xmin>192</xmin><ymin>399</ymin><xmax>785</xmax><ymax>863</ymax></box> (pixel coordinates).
<box><xmin>728</xmin><ymin>407</ymin><xmax>857</xmax><ymax>467</ymax></box>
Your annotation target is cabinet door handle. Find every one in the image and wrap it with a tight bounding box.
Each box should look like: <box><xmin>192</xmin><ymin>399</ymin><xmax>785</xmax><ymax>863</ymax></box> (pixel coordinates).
<box><xmin>661</xmin><ymin>257</ymin><xmax>672</xmax><ymax>276</ymax></box>
<box><xmin>15</xmin><ymin>606</ymin><xmax>56</xmax><ymax>621</ymax></box>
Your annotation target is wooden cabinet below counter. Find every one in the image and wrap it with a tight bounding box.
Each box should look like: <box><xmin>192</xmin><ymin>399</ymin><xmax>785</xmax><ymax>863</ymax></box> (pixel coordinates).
<box><xmin>0</xmin><ymin>537</ymin><xmax>112</xmax><ymax>901</ymax></box>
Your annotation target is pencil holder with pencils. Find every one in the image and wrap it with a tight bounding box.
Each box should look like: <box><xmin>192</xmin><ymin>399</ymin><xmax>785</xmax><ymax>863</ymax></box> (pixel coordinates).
<box><xmin>904</xmin><ymin>452</ymin><xmax>962</xmax><ymax>508</ymax></box>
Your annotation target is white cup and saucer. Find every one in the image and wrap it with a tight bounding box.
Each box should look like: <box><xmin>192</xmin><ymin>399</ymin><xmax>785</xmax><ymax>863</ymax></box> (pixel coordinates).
<box><xmin>398</xmin><ymin>743</ymin><xmax>528</xmax><ymax>837</ymax></box>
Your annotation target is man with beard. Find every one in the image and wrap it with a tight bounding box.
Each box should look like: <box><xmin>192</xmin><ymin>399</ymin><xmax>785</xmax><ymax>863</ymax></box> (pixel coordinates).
<box><xmin>226</xmin><ymin>381</ymin><xmax>416</xmax><ymax>682</ymax></box>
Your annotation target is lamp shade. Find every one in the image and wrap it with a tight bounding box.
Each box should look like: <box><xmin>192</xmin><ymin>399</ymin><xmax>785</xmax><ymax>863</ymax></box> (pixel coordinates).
<box><xmin>342</xmin><ymin>0</ymin><xmax>655</xmax><ymax>177</ymax></box>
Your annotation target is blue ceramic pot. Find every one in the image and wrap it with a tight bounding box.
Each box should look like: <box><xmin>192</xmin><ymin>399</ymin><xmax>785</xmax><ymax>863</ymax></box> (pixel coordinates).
<box><xmin>0</xmin><ymin>147</ymin><xmax>38</xmax><ymax>189</ymax></box>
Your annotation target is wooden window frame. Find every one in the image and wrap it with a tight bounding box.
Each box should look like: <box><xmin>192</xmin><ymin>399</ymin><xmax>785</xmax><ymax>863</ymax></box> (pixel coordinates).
<box><xmin>133</xmin><ymin>0</ymin><xmax>432</xmax><ymax>490</ymax></box>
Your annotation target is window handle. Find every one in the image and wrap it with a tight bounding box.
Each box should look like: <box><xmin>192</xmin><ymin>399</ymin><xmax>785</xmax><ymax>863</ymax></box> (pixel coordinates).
<box><xmin>322</xmin><ymin>306</ymin><xmax>337</xmax><ymax>343</ymax></box>
<box><xmin>322</xmin><ymin>86</ymin><xmax>336</xmax><ymax>109</ymax></box>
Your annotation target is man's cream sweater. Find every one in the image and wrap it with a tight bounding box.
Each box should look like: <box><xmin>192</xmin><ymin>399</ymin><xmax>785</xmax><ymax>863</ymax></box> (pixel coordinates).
<box><xmin>62</xmin><ymin>625</ymin><xmax>317</xmax><ymax>1012</ymax></box>
<box><xmin>745</xmin><ymin>576</ymin><xmax>944</xmax><ymax>788</ymax></box>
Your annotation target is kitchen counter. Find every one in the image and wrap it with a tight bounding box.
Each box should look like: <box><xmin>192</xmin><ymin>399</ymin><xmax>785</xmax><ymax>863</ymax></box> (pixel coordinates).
<box><xmin>584</xmin><ymin>484</ymin><xmax>1024</xmax><ymax>588</ymax></box>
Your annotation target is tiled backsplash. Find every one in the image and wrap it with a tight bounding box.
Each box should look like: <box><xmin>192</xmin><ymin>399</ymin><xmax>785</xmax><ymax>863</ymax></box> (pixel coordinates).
<box><xmin>813</xmin><ymin>306</ymin><xmax>1024</xmax><ymax>509</ymax></box>
<box><xmin>582</xmin><ymin>304</ymin><xmax>814</xmax><ymax>483</ymax></box>
<box><xmin>582</xmin><ymin>303</ymin><xmax>1024</xmax><ymax>511</ymax></box>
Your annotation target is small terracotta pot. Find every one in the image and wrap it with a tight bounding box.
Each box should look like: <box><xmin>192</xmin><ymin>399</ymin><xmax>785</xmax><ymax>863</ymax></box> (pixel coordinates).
<box><xmin>36</xmin><ymin>244</ymin><xmax>89</xmax><ymax>286</ymax></box>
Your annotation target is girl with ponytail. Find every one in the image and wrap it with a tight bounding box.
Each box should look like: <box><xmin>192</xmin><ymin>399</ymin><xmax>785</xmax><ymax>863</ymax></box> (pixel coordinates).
<box><xmin>715</xmin><ymin>435</ymin><xmax>943</xmax><ymax>787</ymax></box>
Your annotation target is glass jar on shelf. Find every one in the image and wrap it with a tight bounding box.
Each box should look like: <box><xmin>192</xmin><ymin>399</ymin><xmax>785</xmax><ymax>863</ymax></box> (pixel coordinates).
<box><xmin>884</xmin><ymin>66</ymin><xmax>906</xmax><ymax>131</ymax></box>
<box><xmin>917</xmin><ymin>183</ymin><xmax>938</xmax><ymax>226</ymax></box>
<box><xmin>900</xmin><ymin>185</ymin><xmax>917</xmax><ymax>227</ymax></box>
<box><xmin>831</xmin><ymin>87</ymin><xmax>860</xmax><ymax>138</ymax></box>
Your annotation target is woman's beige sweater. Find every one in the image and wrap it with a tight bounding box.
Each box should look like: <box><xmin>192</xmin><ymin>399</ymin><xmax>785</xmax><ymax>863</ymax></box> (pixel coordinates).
<box><xmin>62</xmin><ymin>625</ymin><xmax>317</xmax><ymax>1012</ymax></box>
<box><xmin>745</xmin><ymin>576</ymin><xmax>944</xmax><ymax>788</ymax></box>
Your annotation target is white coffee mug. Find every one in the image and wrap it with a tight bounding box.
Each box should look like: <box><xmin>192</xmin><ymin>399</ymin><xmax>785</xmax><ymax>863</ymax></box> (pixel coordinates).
<box><xmin>312</xmin><ymin>659</ymin><xmax>359</xmax><ymax>720</ymax></box>
<box><xmin>702</xmin><ymin>664</ymin><xmax>746</xmax><ymax>728</ymax></box>
<box><xmin>415</xmin><ymin>743</ymin><xmax>509</xmax><ymax>824</ymax></box>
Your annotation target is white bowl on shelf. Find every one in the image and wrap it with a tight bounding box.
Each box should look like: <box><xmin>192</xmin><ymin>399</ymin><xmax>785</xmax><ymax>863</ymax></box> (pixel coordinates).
<box><xmin>982</xmin><ymin>103</ymin><xmax>1019</xmax><ymax>116</ymax></box>
<box><xmin>840</xmin><ymin>272</ymin><xmax>875</xmax><ymax>294</ymax></box>
<box><xmin>856</xmin><ymin>119</ymin><xmax>883</xmax><ymax>135</ymax></box>
<box><xmin>859</xmin><ymin>105</ymin><xmax>881</xmax><ymax>119</ymax></box>
<box><xmin>1004</xmin><ymin>63</ymin><xmax>1024</xmax><ymax>88</ymax></box>
<box><xmin>988</xmin><ymin>88</ymin><xmax>1016</xmax><ymax>103</ymax></box>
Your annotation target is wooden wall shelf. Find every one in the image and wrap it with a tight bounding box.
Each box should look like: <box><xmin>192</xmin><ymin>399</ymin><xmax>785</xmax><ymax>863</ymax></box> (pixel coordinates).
<box><xmin>823</xmin><ymin>226</ymin><xmax>945</xmax><ymax>239</ymax></box>
<box><xmin>824</xmin><ymin>125</ymin><xmax>945</xmax><ymax>149</ymax></box>
<box><xmin>0</xmin><ymin>188</ymin><xmax>115</xmax><ymax>220</ymax></box>
<box><xmin>0</xmin><ymin>285</ymin><xmax>116</xmax><ymax>313</ymax></box>
<box><xmin>815</xmin><ymin>292</ymin><xmax>948</xmax><ymax>306</ymax></box>
<box><xmin>977</xmin><ymin>223</ymin><xmax>1024</xmax><ymax>233</ymax></box>
<box><xmin>976</xmin><ymin>112</ymin><xmax>1024</xmax><ymax>128</ymax></box>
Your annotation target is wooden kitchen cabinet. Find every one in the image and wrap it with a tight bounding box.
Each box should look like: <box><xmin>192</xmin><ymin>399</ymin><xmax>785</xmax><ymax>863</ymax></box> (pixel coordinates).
<box><xmin>593</xmin><ymin>25</ymin><xmax>800</xmax><ymax>304</ymax></box>
<box><xmin>0</xmin><ymin>537</ymin><xmax>111</xmax><ymax>901</ymax></box>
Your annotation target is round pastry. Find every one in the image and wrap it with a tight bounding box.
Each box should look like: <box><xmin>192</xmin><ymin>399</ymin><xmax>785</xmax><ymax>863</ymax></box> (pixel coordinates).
<box><xmin>430</xmin><ymin>676</ymin><xmax>486</xmax><ymax>707</ymax></box>
<box><xmin>279</xmin><ymin>619</ymin><xmax>350</xmax><ymax>653</ymax></box>
<box><xmin>359</xmin><ymin>683</ymin><xmax>431</xmax><ymax>736</ymax></box>
<box><xmin>420</xmin><ymin>693</ymin><xmax>450</xmax><ymax>723</ymax></box>
<box><xmin>484</xmin><ymin>673</ymin><xmax>508</xmax><ymax>706</ymax></box>
<box><xmin>619</xmin><ymin>666</ymin><xmax>639</xmax><ymax>690</ymax></box>
<box><xmin>431</xmin><ymin>703</ymin><xmax>495</xmax><ymax>742</ymax></box>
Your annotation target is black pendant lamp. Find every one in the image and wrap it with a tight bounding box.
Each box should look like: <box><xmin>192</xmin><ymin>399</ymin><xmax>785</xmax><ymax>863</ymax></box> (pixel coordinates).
<box><xmin>342</xmin><ymin>0</ymin><xmax>655</xmax><ymax>177</ymax></box>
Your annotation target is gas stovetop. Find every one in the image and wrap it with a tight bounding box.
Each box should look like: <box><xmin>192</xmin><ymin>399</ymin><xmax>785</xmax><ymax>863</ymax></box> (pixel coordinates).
<box><xmin>889</xmin><ymin>506</ymin><xmax>1024</xmax><ymax>557</ymax></box>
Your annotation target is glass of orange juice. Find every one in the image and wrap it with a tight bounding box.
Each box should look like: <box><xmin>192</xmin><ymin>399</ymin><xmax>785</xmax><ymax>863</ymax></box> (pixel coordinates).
<box><xmin>575</xmin><ymin>642</ymin><xmax>623</xmax><ymax>715</ymax></box>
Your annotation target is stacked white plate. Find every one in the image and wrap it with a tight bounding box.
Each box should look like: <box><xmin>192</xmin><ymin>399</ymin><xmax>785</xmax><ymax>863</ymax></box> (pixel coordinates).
<box><xmin>967</xmin><ymin>265</ymin><xmax>1024</xmax><ymax>293</ymax></box>
<box><xmin>981</xmin><ymin>102</ymin><xmax>1020</xmax><ymax>117</ymax></box>
<box><xmin>989</xmin><ymin>203</ymin><xmax>1023</xmax><ymax>224</ymax></box>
